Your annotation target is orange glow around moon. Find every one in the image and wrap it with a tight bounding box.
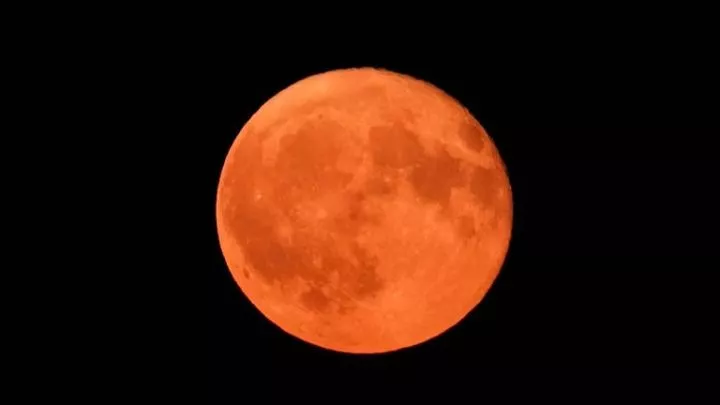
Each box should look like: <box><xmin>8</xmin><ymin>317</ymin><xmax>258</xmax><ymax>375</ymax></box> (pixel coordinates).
<box><xmin>216</xmin><ymin>68</ymin><xmax>513</xmax><ymax>354</ymax></box>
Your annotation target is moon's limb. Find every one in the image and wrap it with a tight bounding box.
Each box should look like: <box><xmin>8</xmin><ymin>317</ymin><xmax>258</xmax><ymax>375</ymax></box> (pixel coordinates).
<box><xmin>216</xmin><ymin>67</ymin><xmax>512</xmax><ymax>353</ymax></box>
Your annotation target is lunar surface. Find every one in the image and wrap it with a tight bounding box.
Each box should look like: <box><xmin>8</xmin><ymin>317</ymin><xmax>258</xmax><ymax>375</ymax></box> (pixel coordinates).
<box><xmin>216</xmin><ymin>68</ymin><xmax>512</xmax><ymax>354</ymax></box>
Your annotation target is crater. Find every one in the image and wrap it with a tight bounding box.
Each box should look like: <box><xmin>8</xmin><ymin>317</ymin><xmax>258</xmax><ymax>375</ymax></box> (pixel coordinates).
<box><xmin>364</xmin><ymin>168</ymin><xmax>398</xmax><ymax>197</ymax></box>
<box><xmin>300</xmin><ymin>287</ymin><xmax>332</xmax><ymax>312</ymax></box>
<box><xmin>458</xmin><ymin>118</ymin><xmax>486</xmax><ymax>154</ymax></box>
<box><xmin>456</xmin><ymin>214</ymin><xmax>477</xmax><ymax>240</ymax></box>
<box><xmin>333</xmin><ymin>191</ymin><xmax>383</xmax><ymax>235</ymax></box>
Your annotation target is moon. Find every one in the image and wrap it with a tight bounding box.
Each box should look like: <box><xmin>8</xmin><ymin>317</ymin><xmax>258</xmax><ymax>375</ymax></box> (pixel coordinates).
<box><xmin>216</xmin><ymin>68</ymin><xmax>512</xmax><ymax>354</ymax></box>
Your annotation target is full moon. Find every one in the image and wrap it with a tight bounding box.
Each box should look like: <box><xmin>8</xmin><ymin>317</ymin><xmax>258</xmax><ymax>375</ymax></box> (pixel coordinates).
<box><xmin>216</xmin><ymin>68</ymin><xmax>512</xmax><ymax>354</ymax></box>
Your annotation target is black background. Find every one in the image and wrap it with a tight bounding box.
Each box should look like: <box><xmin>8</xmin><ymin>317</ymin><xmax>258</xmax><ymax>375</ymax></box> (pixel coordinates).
<box><xmin>203</xmin><ymin>38</ymin><xmax>718</xmax><ymax>398</ymax></box>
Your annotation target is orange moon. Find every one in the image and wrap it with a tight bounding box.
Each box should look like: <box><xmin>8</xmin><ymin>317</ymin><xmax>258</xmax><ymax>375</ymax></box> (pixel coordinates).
<box><xmin>216</xmin><ymin>68</ymin><xmax>512</xmax><ymax>354</ymax></box>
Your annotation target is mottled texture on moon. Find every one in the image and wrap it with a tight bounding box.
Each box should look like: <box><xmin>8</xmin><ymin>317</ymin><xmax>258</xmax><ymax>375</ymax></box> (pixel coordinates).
<box><xmin>216</xmin><ymin>68</ymin><xmax>513</xmax><ymax>354</ymax></box>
